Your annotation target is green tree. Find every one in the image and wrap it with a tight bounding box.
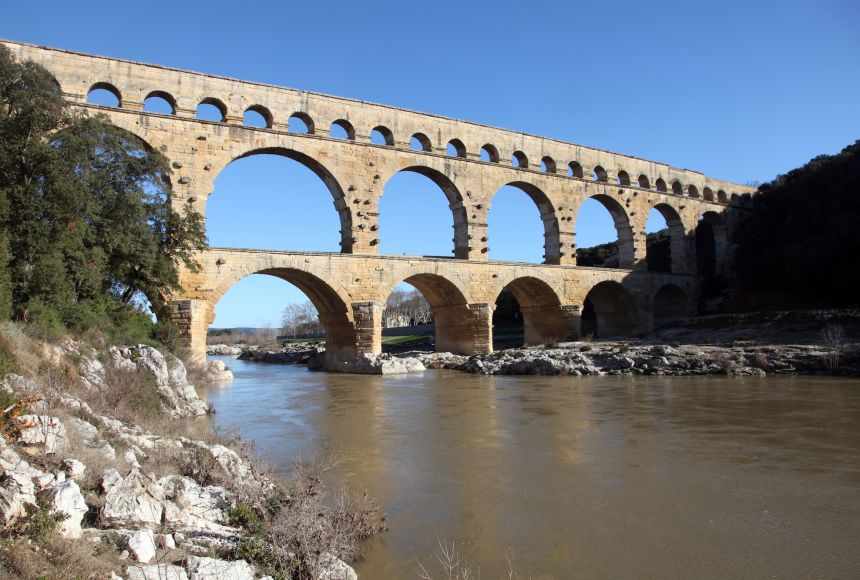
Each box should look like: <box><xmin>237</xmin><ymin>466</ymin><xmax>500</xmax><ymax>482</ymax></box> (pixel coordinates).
<box><xmin>0</xmin><ymin>44</ymin><xmax>206</xmax><ymax>333</ymax></box>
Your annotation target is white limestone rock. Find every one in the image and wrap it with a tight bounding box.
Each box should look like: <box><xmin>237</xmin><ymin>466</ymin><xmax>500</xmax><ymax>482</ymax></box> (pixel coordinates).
<box><xmin>159</xmin><ymin>475</ymin><xmax>233</xmax><ymax>533</ymax></box>
<box><xmin>203</xmin><ymin>360</ymin><xmax>233</xmax><ymax>383</ymax></box>
<box><xmin>101</xmin><ymin>469</ymin><xmax>164</xmax><ymax>528</ymax></box>
<box><xmin>16</xmin><ymin>414</ymin><xmax>68</xmax><ymax>454</ymax></box>
<box><xmin>127</xmin><ymin>528</ymin><xmax>157</xmax><ymax>563</ymax></box>
<box><xmin>0</xmin><ymin>469</ymin><xmax>37</xmax><ymax>527</ymax></box>
<box><xmin>48</xmin><ymin>479</ymin><xmax>88</xmax><ymax>538</ymax></box>
<box><xmin>317</xmin><ymin>552</ymin><xmax>358</xmax><ymax>580</ymax></box>
<box><xmin>63</xmin><ymin>458</ymin><xmax>86</xmax><ymax>479</ymax></box>
<box><xmin>185</xmin><ymin>556</ymin><xmax>256</xmax><ymax>580</ymax></box>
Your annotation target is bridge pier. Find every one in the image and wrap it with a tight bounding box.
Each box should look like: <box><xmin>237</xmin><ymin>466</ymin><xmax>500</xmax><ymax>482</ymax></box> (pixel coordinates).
<box><xmin>167</xmin><ymin>299</ymin><xmax>211</xmax><ymax>367</ymax></box>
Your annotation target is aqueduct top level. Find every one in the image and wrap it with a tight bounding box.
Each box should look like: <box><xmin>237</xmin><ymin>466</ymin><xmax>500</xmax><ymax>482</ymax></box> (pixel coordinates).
<box><xmin>2</xmin><ymin>39</ymin><xmax>755</xmax><ymax>368</ymax></box>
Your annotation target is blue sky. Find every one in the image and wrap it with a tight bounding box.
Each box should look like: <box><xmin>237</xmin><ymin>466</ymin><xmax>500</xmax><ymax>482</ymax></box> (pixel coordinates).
<box><xmin>4</xmin><ymin>0</ymin><xmax>858</xmax><ymax>328</ymax></box>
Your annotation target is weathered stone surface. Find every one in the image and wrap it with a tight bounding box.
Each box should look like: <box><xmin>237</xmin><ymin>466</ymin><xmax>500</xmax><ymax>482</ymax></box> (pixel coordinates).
<box><xmin>206</xmin><ymin>344</ymin><xmax>242</xmax><ymax>355</ymax></box>
<box><xmin>203</xmin><ymin>360</ymin><xmax>233</xmax><ymax>383</ymax></box>
<box><xmin>185</xmin><ymin>556</ymin><xmax>256</xmax><ymax>580</ymax></box>
<box><xmin>101</xmin><ymin>469</ymin><xmax>164</xmax><ymax>528</ymax></box>
<box><xmin>63</xmin><ymin>458</ymin><xmax>86</xmax><ymax>479</ymax></box>
<box><xmin>16</xmin><ymin>415</ymin><xmax>68</xmax><ymax>454</ymax></box>
<box><xmin>159</xmin><ymin>475</ymin><xmax>232</xmax><ymax>533</ymax></box>
<box><xmin>127</xmin><ymin>528</ymin><xmax>157</xmax><ymax>563</ymax></box>
<box><xmin>317</xmin><ymin>552</ymin><xmax>358</xmax><ymax>580</ymax></box>
<box><xmin>48</xmin><ymin>479</ymin><xmax>88</xmax><ymax>538</ymax></box>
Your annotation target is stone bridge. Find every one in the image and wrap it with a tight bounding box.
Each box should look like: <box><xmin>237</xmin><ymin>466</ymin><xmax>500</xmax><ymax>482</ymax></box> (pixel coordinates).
<box><xmin>3</xmin><ymin>40</ymin><xmax>755</xmax><ymax>369</ymax></box>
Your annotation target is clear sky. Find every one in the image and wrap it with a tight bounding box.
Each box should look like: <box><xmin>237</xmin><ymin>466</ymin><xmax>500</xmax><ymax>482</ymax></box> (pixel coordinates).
<box><xmin>4</xmin><ymin>0</ymin><xmax>858</xmax><ymax>328</ymax></box>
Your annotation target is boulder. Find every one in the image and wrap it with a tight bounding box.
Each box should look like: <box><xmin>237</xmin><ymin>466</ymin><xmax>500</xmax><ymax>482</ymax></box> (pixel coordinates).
<box><xmin>0</xmin><ymin>468</ymin><xmax>37</xmax><ymax>526</ymax></box>
<box><xmin>16</xmin><ymin>415</ymin><xmax>68</xmax><ymax>454</ymax></box>
<box><xmin>63</xmin><ymin>458</ymin><xmax>86</xmax><ymax>479</ymax></box>
<box><xmin>203</xmin><ymin>360</ymin><xmax>233</xmax><ymax>383</ymax></box>
<box><xmin>317</xmin><ymin>552</ymin><xmax>358</xmax><ymax>580</ymax></box>
<box><xmin>101</xmin><ymin>469</ymin><xmax>164</xmax><ymax>528</ymax></box>
<box><xmin>159</xmin><ymin>475</ymin><xmax>232</xmax><ymax>533</ymax></box>
<box><xmin>127</xmin><ymin>528</ymin><xmax>157</xmax><ymax>563</ymax></box>
<box><xmin>185</xmin><ymin>556</ymin><xmax>256</xmax><ymax>580</ymax></box>
<box><xmin>47</xmin><ymin>479</ymin><xmax>88</xmax><ymax>538</ymax></box>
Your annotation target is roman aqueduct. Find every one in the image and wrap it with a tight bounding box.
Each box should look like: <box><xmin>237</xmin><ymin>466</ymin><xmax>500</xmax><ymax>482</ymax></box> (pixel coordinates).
<box><xmin>3</xmin><ymin>40</ymin><xmax>755</xmax><ymax>370</ymax></box>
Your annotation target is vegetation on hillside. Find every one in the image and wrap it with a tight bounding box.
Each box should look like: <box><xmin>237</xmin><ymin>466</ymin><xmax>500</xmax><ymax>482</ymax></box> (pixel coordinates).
<box><xmin>733</xmin><ymin>140</ymin><xmax>860</xmax><ymax>308</ymax></box>
<box><xmin>0</xmin><ymin>45</ymin><xmax>206</xmax><ymax>347</ymax></box>
<box><xmin>575</xmin><ymin>229</ymin><xmax>671</xmax><ymax>271</ymax></box>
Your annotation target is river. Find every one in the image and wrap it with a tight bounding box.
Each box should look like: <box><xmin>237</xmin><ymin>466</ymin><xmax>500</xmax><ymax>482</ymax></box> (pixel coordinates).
<box><xmin>201</xmin><ymin>355</ymin><xmax>860</xmax><ymax>579</ymax></box>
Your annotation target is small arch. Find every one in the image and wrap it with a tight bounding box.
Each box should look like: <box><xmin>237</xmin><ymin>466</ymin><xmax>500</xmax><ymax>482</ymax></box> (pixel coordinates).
<box><xmin>446</xmin><ymin>139</ymin><xmax>467</xmax><ymax>158</ymax></box>
<box><xmin>697</xmin><ymin>211</ymin><xmax>728</xmax><ymax>278</ymax></box>
<box><xmin>196</xmin><ymin>97</ymin><xmax>227</xmax><ymax>122</ymax></box>
<box><xmin>288</xmin><ymin>112</ymin><xmax>315</xmax><ymax>134</ymax></box>
<box><xmin>655</xmin><ymin>178</ymin><xmax>667</xmax><ymax>192</ymax></box>
<box><xmin>638</xmin><ymin>174</ymin><xmax>650</xmax><ymax>189</ymax></box>
<box><xmin>329</xmin><ymin>119</ymin><xmax>355</xmax><ymax>140</ymax></box>
<box><xmin>87</xmin><ymin>82</ymin><xmax>121</xmax><ymax>107</ymax></box>
<box><xmin>616</xmin><ymin>170</ymin><xmax>631</xmax><ymax>186</ymax></box>
<box><xmin>540</xmin><ymin>156</ymin><xmax>557</xmax><ymax>173</ymax></box>
<box><xmin>480</xmin><ymin>144</ymin><xmax>499</xmax><ymax>163</ymax></box>
<box><xmin>567</xmin><ymin>161</ymin><xmax>584</xmax><ymax>178</ymax></box>
<box><xmin>650</xmin><ymin>203</ymin><xmax>688</xmax><ymax>274</ymax></box>
<box><xmin>671</xmin><ymin>180</ymin><xmax>683</xmax><ymax>195</ymax></box>
<box><xmin>411</xmin><ymin>133</ymin><xmax>432</xmax><ymax>152</ymax></box>
<box><xmin>688</xmin><ymin>184</ymin><xmax>699</xmax><ymax>198</ymax></box>
<box><xmin>703</xmin><ymin>187</ymin><xmax>714</xmax><ymax>201</ymax></box>
<box><xmin>493</xmin><ymin>277</ymin><xmax>568</xmax><ymax>348</ymax></box>
<box><xmin>592</xmin><ymin>165</ymin><xmax>608</xmax><ymax>182</ymax></box>
<box><xmin>143</xmin><ymin>91</ymin><xmax>175</xmax><ymax>115</ymax></box>
<box><xmin>371</xmin><ymin>125</ymin><xmax>395</xmax><ymax>146</ymax></box>
<box><xmin>653</xmin><ymin>284</ymin><xmax>690</xmax><ymax>329</ymax></box>
<box><xmin>242</xmin><ymin>105</ymin><xmax>272</xmax><ymax>128</ymax></box>
<box><xmin>581</xmin><ymin>281</ymin><xmax>641</xmax><ymax>338</ymax></box>
<box><xmin>717</xmin><ymin>190</ymin><xmax>728</xmax><ymax>203</ymax></box>
<box><xmin>512</xmin><ymin>151</ymin><xmax>529</xmax><ymax>169</ymax></box>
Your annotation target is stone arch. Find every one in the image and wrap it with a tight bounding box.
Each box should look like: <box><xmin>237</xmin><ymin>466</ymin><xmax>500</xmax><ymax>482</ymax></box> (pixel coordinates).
<box><xmin>650</xmin><ymin>203</ymin><xmax>689</xmax><ymax>274</ymax></box>
<box><xmin>688</xmin><ymin>184</ymin><xmax>699</xmax><ymax>198</ymax></box>
<box><xmin>87</xmin><ymin>82</ymin><xmax>121</xmax><ymax>107</ymax></box>
<box><xmin>371</xmin><ymin>125</ymin><xmax>395</xmax><ymax>146</ymax></box>
<box><xmin>144</xmin><ymin>90</ymin><xmax>176</xmax><ymax>114</ymax></box>
<box><xmin>381</xmin><ymin>166</ymin><xmax>470</xmax><ymax>259</ymax></box>
<box><xmin>212</xmin><ymin>266</ymin><xmax>355</xmax><ymax>361</ymax></box>
<box><xmin>672</xmin><ymin>180</ymin><xmax>683</xmax><ymax>195</ymax></box>
<box><xmin>446</xmin><ymin>138</ymin><xmax>467</xmax><ymax>158</ymax></box>
<box><xmin>568</xmin><ymin>161</ymin><xmax>584</xmax><ymax>178</ymax></box>
<box><xmin>491</xmin><ymin>181</ymin><xmax>561</xmax><ymax>264</ymax></box>
<box><xmin>330</xmin><ymin>119</ymin><xmax>355</xmax><ymax>140</ymax></box>
<box><xmin>215</xmin><ymin>147</ymin><xmax>354</xmax><ymax>252</ymax></box>
<box><xmin>616</xmin><ymin>170</ymin><xmax>631</xmax><ymax>186</ymax></box>
<box><xmin>411</xmin><ymin>133</ymin><xmax>432</xmax><ymax>152</ymax></box>
<box><xmin>653</xmin><ymin>284</ymin><xmax>690</xmax><ymax>329</ymax></box>
<box><xmin>288</xmin><ymin>112</ymin><xmax>314</xmax><ymax>134</ymax></box>
<box><xmin>480</xmin><ymin>144</ymin><xmax>500</xmax><ymax>163</ymax></box>
<box><xmin>245</xmin><ymin>104</ymin><xmax>273</xmax><ymax>128</ymax></box>
<box><xmin>697</xmin><ymin>210</ymin><xmax>728</xmax><ymax>275</ymax></box>
<box><xmin>383</xmin><ymin>272</ymin><xmax>476</xmax><ymax>354</ymax></box>
<box><xmin>655</xmin><ymin>178</ymin><xmax>668</xmax><ymax>192</ymax></box>
<box><xmin>512</xmin><ymin>150</ymin><xmax>529</xmax><ymax>169</ymax></box>
<box><xmin>581</xmin><ymin>281</ymin><xmax>641</xmax><ymax>337</ymax></box>
<box><xmin>494</xmin><ymin>276</ymin><xmax>569</xmax><ymax>347</ymax></box>
<box><xmin>576</xmin><ymin>194</ymin><xmax>635</xmax><ymax>268</ymax></box>
<box><xmin>638</xmin><ymin>174</ymin><xmax>651</xmax><ymax>189</ymax></box>
<box><xmin>593</xmin><ymin>165</ymin><xmax>608</xmax><ymax>182</ymax></box>
<box><xmin>541</xmin><ymin>156</ymin><xmax>557</xmax><ymax>173</ymax></box>
<box><xmin>703</xmin><ymin>187</ymin><xmax>714</xmax><ymax>202</ymax></box>
<box><xmin>717</xmin><ymin>189</ymin><xmax>728</xmax><ymax>203</ymax></box>
<box><xmin>197</xmin><ymin>97</ymin><xmax>227</xmax><ymax>122</ymax></box>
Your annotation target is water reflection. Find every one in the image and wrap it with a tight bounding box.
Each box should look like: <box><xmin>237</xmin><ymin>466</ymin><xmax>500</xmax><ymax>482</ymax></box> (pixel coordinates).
<box><xmin>203</xmin><ymin>357</ymin><xmax>860</xmax><ymax>579</ymax></box>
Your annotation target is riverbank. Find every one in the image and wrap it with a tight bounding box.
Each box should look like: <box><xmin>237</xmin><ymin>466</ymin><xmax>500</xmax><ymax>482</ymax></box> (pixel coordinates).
<box><xmin>0</xmin><ymin>324</ymin><xmax>379</xmax><ymax>579</ymax></box>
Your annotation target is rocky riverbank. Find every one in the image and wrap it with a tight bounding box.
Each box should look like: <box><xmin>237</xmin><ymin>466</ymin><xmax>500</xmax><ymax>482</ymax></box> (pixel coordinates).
<box><xmin>0</xmin><ymin>330</ymin><xmax>373</xmax><ymax>579</ymax></box>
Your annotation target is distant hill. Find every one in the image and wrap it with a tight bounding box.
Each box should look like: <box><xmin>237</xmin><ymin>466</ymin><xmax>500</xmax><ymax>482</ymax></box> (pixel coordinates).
<box><xmin>576</xmin><ymin>229</ymin><xmax>670</xmax><ymax>271</ymax></box>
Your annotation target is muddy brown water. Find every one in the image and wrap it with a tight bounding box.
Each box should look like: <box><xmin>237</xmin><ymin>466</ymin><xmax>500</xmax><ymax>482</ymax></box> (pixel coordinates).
<box><xmin>202</xmin><ymin>356</ymin><xmax>860</xmax><ymax>579</ymax></box>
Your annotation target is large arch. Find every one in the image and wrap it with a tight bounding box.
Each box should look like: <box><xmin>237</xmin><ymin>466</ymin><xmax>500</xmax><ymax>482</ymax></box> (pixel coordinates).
<box><xmin>383</xmin><ymin>273</ymin><xmax>476</xmax><ymax>354</ymax></box>
<box><xmin>650</xmin><ymin>203</ymin><xmax>689</xmax><ymax>274</ymax></box>
<box><xmin>494</xmin><ymin>276</ymin><xmax>568</xmax><ymax>347</ymax></box>
<box><xmin>575</xmin><ymin>194</ymin><xmax>635</xmax><ymax>268</ymax></box>
<box><xmin>211</xmin><ymin>266</ymin><xmax>356</xmax><ymax>361</ymax></box>
<box><xmin>489</xmin><ymin>181</ymin><xmax>560</xmax><ymax>264</ymax></box>
<box><xmin>653</xmin><ymin>284</ymin><xmax>690</xmax><ymax>329</ymax></box>
<box><xmin>214</xmin><ymin>147</ymin><xmax>353</xmax><ymax>253</ymax></box>
<box><xmin>581</xmin><ymin>281</ymin><xmax>641</xmax><ymax>337</ymax></box>
<box><xmin>380</xmin><ymin>166</ymin><xmax>469</xmax><ymax>259</ymax></box>
<box><xmin>697</xmin><ymin>210</ymin><xmax>728</xmax><ymax>276</ymax></box>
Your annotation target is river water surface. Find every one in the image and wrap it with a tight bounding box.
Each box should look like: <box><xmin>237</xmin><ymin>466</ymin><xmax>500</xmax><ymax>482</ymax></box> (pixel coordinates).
<box><xmin>202</xmin><ymin>356</ymin><xmax>860</xmax><ymax>579</ymax></box>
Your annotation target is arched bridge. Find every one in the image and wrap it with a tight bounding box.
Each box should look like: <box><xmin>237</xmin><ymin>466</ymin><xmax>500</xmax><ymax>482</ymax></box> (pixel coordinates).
<box><xmin>3</xmin><ymin>40</ymin><xmax>755</xmax><ymax>370</ymax></box>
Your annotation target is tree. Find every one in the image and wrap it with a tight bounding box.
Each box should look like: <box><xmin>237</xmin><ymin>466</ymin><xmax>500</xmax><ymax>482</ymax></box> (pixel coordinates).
<box><xmin>0</xmin><ymin>44</ymin><xmax>206</xmax><ymax>331</ymax></box>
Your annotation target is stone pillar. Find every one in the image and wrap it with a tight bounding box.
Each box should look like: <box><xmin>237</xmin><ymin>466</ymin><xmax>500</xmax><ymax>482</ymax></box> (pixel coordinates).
<box><xmin>434</xmin><ymin>303</ymin><xmax>493</xmax><ymax>354</ymax></box>
<box><xmin>469</xmin><ymin>303</ymin><xmax>494</xmax><ymax>354</ymax></box>
<box><xmin>561</xmin><ymin>304</ymin><xmax>582</xmax><ymax>340</ymax></box>
<box><xmin>166</xmin><ymin>299</ymin><xmax>211</xmax><ymax>367</ymax></box>
<box><xmin>351</xmin><ymin>301</ymin><xmax>383</xmax><ymax>356</ymax></box>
